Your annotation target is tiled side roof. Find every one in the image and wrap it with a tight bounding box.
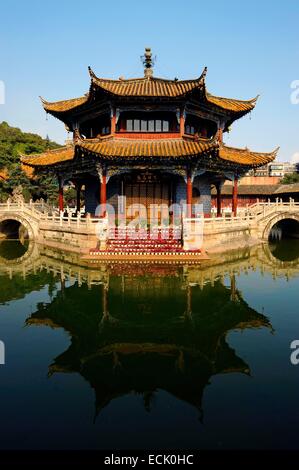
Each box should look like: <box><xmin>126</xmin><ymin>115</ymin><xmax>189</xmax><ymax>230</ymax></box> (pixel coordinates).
<box><xmin>79</xmin><ymin>138</ymin><xmax>215</xmax><ymax>159</ymax></box>
<box><xmin>20</xmin><ymin>147</ymin><xmax>74</xmax><ymax>167</ymax></box>
<box><xmin>212</xmin><ymin>185</ymin><xmax>280</xmax><ymax>196</ymax></box>
<box><xmin>41</xmin><ymin>96</ymin><xmax>88</xmax><ymax>113</ymax></box>
<box><xmin>219</xmin><ymin>145</ymin><xmax>278</xmax><ymax>166</ymax></box>
<box><xmin>20</xmin><ymin>138</ymin><xmax>278</xmax><ymax>169</ymax></box>
<box><xmin>206</xmin><ymin>93</ymin><xmax>258</xmax><ymax>113</ymax></box>
<box><xmin>274</xmin><ymin>183</ymin><xmax>299</xmax><ymax>194</ymax></box>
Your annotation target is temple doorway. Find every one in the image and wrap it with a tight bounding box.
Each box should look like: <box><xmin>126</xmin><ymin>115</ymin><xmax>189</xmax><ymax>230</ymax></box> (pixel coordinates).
<box><xmin>124</xmin><ymin>173</ymin><xmax>172</xmax><ymax>223</ymax></box>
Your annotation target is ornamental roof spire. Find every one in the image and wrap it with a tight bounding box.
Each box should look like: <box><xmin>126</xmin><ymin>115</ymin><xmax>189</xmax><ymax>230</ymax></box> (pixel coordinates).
<box><xmin>142</xmin><ymin>47</ymin><xmax>154</xmax><ymax>78</ymax></box>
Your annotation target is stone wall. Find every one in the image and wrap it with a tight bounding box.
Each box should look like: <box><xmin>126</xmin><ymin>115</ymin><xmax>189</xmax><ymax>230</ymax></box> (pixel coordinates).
<box><xmin>38</xmin><ymin>225</ymin><xmax>98</xmax><ymax>254</ymax></box>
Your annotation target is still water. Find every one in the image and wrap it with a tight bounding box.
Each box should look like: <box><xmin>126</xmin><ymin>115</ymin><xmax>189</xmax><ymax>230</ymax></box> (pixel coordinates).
<box><xmin>0</xmin><ymin>240</ymin><xmax>298</xmax><ymax>450</ymax></box>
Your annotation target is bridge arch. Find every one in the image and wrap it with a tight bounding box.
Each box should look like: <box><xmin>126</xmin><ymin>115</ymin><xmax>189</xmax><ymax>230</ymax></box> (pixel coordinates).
<box><xmin>0</xmin><ymin>213</ymin><xmax>37</xmax><ymax>241</ymax></box>
<box><xmin>263</xmin><ymin>213</ymin><xmax>299</xmax><ymax>241</ymax></box>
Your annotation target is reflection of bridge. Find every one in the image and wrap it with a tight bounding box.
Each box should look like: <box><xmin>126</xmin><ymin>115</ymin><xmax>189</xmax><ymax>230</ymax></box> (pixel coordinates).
<box><xmin>1</xmin><ymin>200</ymin><xmax>299</xmax><ymax>255</ymax></box>
<box><xmin>1</xmin><ymin>241</ymin><xmax>299</xmax><ymax>289</ymax></box>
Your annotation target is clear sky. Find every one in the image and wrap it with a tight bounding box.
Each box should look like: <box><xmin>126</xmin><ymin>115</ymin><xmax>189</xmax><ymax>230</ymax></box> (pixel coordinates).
<box><xmin>1</xmin><ymin>0</ymin><xmax>299</xmax><ymax>162</ymax></box>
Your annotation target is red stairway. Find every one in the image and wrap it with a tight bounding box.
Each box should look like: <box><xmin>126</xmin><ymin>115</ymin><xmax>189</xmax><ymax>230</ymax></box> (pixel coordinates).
<box><xmin>90</xmin><ymin>227</ymin><xmax>201</xmax><ymax>256</ymax></box>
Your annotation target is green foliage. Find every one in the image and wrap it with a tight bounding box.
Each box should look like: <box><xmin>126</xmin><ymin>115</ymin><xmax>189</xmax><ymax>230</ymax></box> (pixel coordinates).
<box><xmin>0</xmin><ymin>121</ymin><xmax>61</xmax><ymax>202</ymax></box>
<box><xmin>280</xmin><ymin>172</ymin><xmax>299</xmax><ymax>184</ymax></box>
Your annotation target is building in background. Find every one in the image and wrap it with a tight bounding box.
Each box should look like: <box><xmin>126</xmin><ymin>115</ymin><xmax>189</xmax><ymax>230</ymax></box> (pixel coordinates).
<box><xmin>247</xmin><ymin>162</ymin><xmax>298</xmax><ymax>178</ymax></box>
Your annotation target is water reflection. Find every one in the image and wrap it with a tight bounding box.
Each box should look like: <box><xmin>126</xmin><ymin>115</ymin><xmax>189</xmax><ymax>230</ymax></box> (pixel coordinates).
<box><xmin>0</xmin><ymin>242</ymin><xmax>277</xmax><ymax>420</ymax></box>
<box><xmin>269</xmin><ymin>239</ymin><xmax>299</xmax><ymax>262</ymax></box>
<box><xmin>1</xmin><ymin>241</ymin><xmax>299</xmax><ymax>449</ymax></box>
<box><xmin>26</xmin><ymin>273</ymin><xmax>271</xmax><ymax>419</ymax></box>
<box><xmin>2</xmin><ymin>241</ymin><xmax>299</xmax><ymax>422</ymax></box>
<box><xmin>0</xmin><ymin>239</ymin><xmax>29</xmax><ymax>260</ymax></box>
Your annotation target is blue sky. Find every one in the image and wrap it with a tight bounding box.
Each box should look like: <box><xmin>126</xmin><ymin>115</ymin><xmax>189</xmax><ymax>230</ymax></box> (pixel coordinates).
<box><xmin>1</xmin><ymin>0</ymin><xmax>299</xmax><ymax>162</ymax></box>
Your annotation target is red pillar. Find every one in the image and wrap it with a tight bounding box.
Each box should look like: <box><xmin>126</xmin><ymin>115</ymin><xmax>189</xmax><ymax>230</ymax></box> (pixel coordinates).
<box><xmin>186</xmin><ymin>168</ymin><xmax>192</xmax><ymax>218</ymax></box>
<box><xmin>232</xmin><ymin>177</ymin><xmax>238</xmax><ymax>217</ymax></box>
<box><xmin>111</xmin><ymin>107</ymin><xmax>116</xmax><ymax>134</ymax></box>
<box><xmin>100</xmin><ymin>170</ymin><xmax>107</xmax><ymax>217</ymax></box>
<box><xmin>58</xmin><ymin>178</ymin><xmax>64</xmax><ymax>212</ymax></box>
<box><xmin>216</xmin><ymin>183</ymin><xmax>222</xmax><ymax>217</ymax></box>
<box><xmin>180</xmin><ymin>107</ymin><xmax>185</xmax><ymax>136</ymax></box>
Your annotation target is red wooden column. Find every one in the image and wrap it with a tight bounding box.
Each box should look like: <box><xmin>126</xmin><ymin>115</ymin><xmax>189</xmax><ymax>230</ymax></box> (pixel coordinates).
<box><xmin>58</xmin><ymin>177</ymin><xmax>64</xmax><ymax>212</ymax></box>
<box><xmin>100</xmin><ymin>169</ymin><xmax>107</xmax><ymax>217</ymax></box>
<box><xmin>186</xmin><ymin>168</ymin><xmax>192</xmax><ymax>218</ymax></box>
<box><xmin>111</xmin><ymin>107</ymin><xmax>116</xmax><ymax>135</ymax></box>
<box><xmin>216</xmin><ymin>182</ymin><xmax>222</xmax><ymax>217</ymax></box>
<box><xmin>180</xmin><ymin>107</ymin><xmax>185</xmax><ymax>136</ymax></box>
<box><xmin>232</xmin><ymin>176</ymin><xmax>238</xmax><ymax>217</ymax></box>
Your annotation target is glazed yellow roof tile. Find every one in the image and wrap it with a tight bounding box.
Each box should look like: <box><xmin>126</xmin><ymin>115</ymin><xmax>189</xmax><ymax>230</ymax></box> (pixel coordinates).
<box><xmin>206</xmin><ymin>93</ymin><xmax>257</xmax><ymax>113</ymax></box>
<box><xmin>40</xmin><ymin>96</ymin><xmax>88</xmax><ymax>113</ymax></box>
<box><xmin>41</xmin><ymin>66</ymin><xmax>257</xmax><ymax>115</ymax></box>
<box><xmin>79</xmin><ymin>138</ymin><xmax>215</xmax><ymax>159</ymax></box>
<box><xmin>20</xmin><ymin>139</ymin><xmax>278</xmax><ymax>168</ymax></box>
<box><xmin>219</xmin><ymin>145</ymin><xmax>278</xmax><ymax>166</ymax></box>
<box><xmin>21</xmin><ymin>147</ymin><xmax>74</xmax><ymax>166</ymax></box>
<box><xmin>90</xmin><ymin>75</ymin><xmax>204</xmax><ymax>97</ymax></box>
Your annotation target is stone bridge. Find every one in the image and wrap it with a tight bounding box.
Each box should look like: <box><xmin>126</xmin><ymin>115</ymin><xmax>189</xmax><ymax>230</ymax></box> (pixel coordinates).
<box><xmin>1</xmin><ymin>200</ymin><xmax>299</xmax><ymax>255</ymax></box>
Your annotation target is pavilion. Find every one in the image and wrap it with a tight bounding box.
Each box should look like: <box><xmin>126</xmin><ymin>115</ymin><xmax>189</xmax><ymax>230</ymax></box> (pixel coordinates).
<box><xmin>21</xmin><ymin>48</ymin><xmax>278</xmax><ymax>225</ymax></box>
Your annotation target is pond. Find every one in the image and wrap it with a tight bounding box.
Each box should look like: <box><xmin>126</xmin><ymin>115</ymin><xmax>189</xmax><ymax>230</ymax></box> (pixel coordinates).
<box><xmin>0</xmin><ymin>240</ymin><xmax>298</xmax><ymax>450</ymax></box>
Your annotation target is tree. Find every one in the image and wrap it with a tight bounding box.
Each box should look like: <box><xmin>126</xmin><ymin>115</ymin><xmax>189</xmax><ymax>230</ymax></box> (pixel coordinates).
<box><xmin>280</xmin><ymin>173</ymin><xmax>299</xmax><ymax>184</ymax></box>
<box><xmin>0</xmin><ymin>121</ymin><xmax>61</xmax><ymax>202</ymax></box>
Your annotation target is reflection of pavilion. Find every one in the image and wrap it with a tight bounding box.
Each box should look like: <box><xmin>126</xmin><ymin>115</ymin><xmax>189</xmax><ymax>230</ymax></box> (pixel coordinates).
<box><xmin>26</xmin><ymin>268</ymin><xmax>271</xmax><ymax>418</ymax></box>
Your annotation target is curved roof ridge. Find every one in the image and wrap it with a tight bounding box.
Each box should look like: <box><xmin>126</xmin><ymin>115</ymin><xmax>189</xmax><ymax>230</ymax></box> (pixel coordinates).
<box><xmin>20</xmin><ymin>145</ymin><xmax>74</xmax><ymax>166</ymax></box>
<box><xmin>221</xmin><ymin>143</ymin><xmax>280</xmax><ymax>156</ymax></box>
<box><xmin>207</xmin><ymin>92</ymin><xmax>259</xmax><ymax>105</ymax></box>
<box><xmin>40</xmin><ymin>95</ymin><xmax>89</xmax><ymax>113</ymax></box>
<box><xmin>88</xmin><ymin>65</ymin><xmax>207</xmax><ymax>85</ymax></box>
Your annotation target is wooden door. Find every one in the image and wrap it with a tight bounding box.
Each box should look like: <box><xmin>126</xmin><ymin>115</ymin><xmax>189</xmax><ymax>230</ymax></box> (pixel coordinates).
<box><xmin>124</xmin><ymin>182</ymin><xmax>170</xmax><ymax>222</ymax></box>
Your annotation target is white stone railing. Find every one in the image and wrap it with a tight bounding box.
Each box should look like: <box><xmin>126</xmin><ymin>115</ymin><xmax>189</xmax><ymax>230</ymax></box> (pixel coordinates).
<box><xmin>2</xmin><ymin>199</ymin><xmax>299</xmax><ymax>237</ymax></box>
<box><xmin>0</xmin><ymin>201</ymin><xmax>101</xmax><ymax>233</ymax></box>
